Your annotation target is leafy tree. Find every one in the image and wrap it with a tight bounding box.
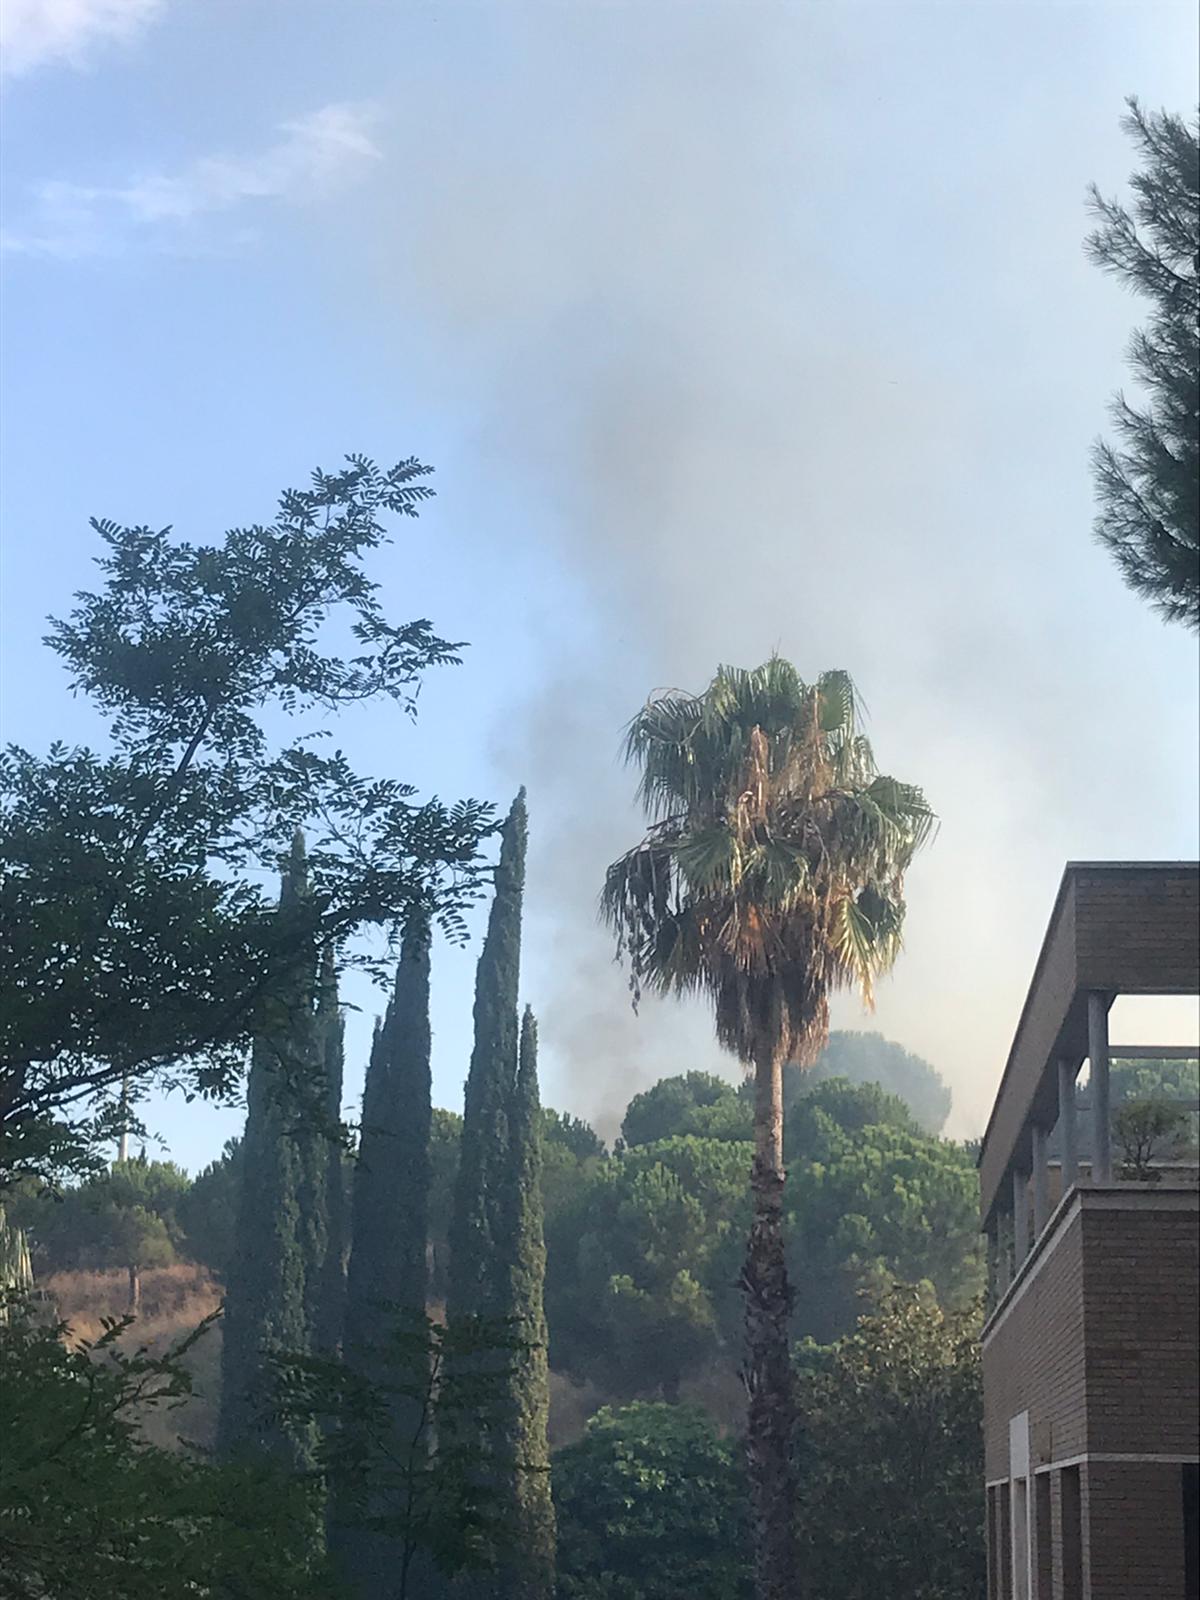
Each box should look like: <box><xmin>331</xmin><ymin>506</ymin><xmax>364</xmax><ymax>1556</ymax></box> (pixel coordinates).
<box><xmin>784</xmin><ymin>1085</ymin><xmax>983</xmax><ymax>1342</ymax></box>
<box><xmin>543</xmin><ymin>1107</ymin><xmax>606</xmax><ymax>1163</ymax></box>
<box><xmin>337</xmin><ymin>917</ymin><xmax>433</xmax><ymax>1596</ymax></box>
<box><xmin>603</xmin><ymin>658</ymin><xmax>933</xmax><ymax>1600</ymax></box>
<box><xmin>1114</xmin><ymin>1100</ymin><xmax>1191</xmax><ymax>1179</ymax></box>
<box><xmin>554</xmin><ymin>1402</ymin><xmax>751</xmax><ymax>1600</ymax></box>
<box><xmin>794</xmin><ymin>1290</ymin><xmax>984</xmax><ymax>1600</ymax></box>
<box><xmin>179</xmin><ymin>1138</ymin><xmax>243</xmax><ymax>1277</ymax></box>
<box><xmin>1087</xmin><ymin>100</ymin><xmax>1199</xmax><ymax>629</ymax></box>
<box><xmin>621</xmin><ymin>1072</ymin><xmax>749</xmax><ymax>1147</ymax></box>
<box><xmin>549</xmin><ymin>1082</ymin><xmax>980</xmax><ymax>1397</ymax></box>
<box><xmin>803</xmin><ymin>1030</ymin><xmax>951</xmax><ymax>1133</ymax></box>
<box><xmin>0</xmin><ymin>455</ymin><xmax>492</xmax><ymax>1189</ymax></box>
<box><xmin>0</xmin><ymin>1301</ymin><xmax>326</xmax><ymax>1599</ymax></box>
<box><xmin>547</xmin><ymin>1135</ymin><xmax>748</xmax><ymax>1401</ymax></box>
<box><xmin>13</xmin><ymin>1154</ymin><xmax>190</xmax><ymax>1310</ymax></box>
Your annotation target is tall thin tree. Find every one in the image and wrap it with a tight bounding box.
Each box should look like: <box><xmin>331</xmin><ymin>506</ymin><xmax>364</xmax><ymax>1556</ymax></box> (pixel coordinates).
<box><xmin>603</xmin><ymin>660</ymin><xmax>932</xmax><ymax>1600</ymax></box>
<box><xmin>218</xmin><ymin>835</ymin><xmax>319</xmax><ymax>1470</ymax></box>
<box><xmin>449</xmin><ymin>792</ymin><xmax>527</xmax><ymax>1323</ymax></box>
<box><xmin>507</xmin><ymin>1007</ymin><xmax>556</xmax><ymax>1599</ymax></box>
<box><xmin>450</xmin><ymin>790</ymin><xmax>560</xmax><ymax>1597</ymax></box>
<box><xmin>334</xmin><ymin>917</ymin><xmax>433</xmax><ymax>1596</ymax></box>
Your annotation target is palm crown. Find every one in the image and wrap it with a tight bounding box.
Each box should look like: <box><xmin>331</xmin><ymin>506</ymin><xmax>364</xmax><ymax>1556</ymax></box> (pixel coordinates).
<box><xmin>602</xmin><ymin>658</ymin><xmax>934</xmax><ymax>1070</ymax></box>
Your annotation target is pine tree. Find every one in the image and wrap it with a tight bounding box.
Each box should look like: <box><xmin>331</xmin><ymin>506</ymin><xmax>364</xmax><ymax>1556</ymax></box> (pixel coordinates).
<box><xmin>1088</xmin><ymin>99</ymin><xmax>1199</xmax><ymax>629</ymax></box>
<box><xmin>334</xmin><ymin>917</ymin><xmax>433</xmax><ymax>1596</ymax></box>
<box><xmin>507</xmin><ymin>1007</ymin><xmax>557</xmax><ymax>1599</ymax></box>
<box><xmin>218</xmin><ymin>836</ymin><xmax>320</xmax><ymax>1469</ymax></box>
<box><xmin>449</xmin><ymin>791</ymin><xmax>527</xmax><ymax>1323</ymax></box>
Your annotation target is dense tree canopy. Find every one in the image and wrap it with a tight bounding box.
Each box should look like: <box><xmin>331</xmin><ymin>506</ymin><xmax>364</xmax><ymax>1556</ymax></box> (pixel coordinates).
<box><xmin>1087</xmin><ymin>100</ymin><xmax>1199</xmax><ymax>629</ymax></box>
<box><xmin>555</xmin><ymin>1402</ymin><xmax>751</xmax><ymax>1600</ymax></box>
<box><xmin>548</xmin><ymin>1078</ymin><xmax>982</xmax><ymax>1393</ymax></box>
<box><xmin>0</xmin><ymin>1304</ymin><xmax>325</xmax><ymax>1599</ymax></box>
<box><xmin>794</xmin><ymin>1291</ymin><xmax>984</xmax><ymax>1600</ymax></box>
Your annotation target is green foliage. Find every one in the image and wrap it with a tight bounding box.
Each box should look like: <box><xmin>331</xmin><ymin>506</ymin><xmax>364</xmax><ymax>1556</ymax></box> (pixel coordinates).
<box><xmin>794</xmin><ymin>1290</ymin><xmax>985</xmax><ymax>1600</ymax></box>
<box><xmin>554</xmin><ymin>1402</ymin><xmax>751</xmax><ymax>1600</ymax></box>
<box><xmin>345</xmin><ymin>921</ymin><xmax>432</xmax><ymax>1349</ymax></box>
<box><xmin>337</xmin><ymin>920</ymin><xmax>434</xmax><ymax>1598</ymax></box>
<box><xmin>428</xmin><ymin>1107</ymin><xmax>463</xmax><ymax>1304</ymax></box>
<box><xmin>273</xmin><ymin>1310</ymin><xmax>523</xmax><ymax>1600</ymax></box>
<box><xmin>179</xmin><ymin>1138</ymin><xmax>243</xmax><ymax>1277</ymax></box>
<box><xmin>508</xmin><ymin>1008</ymin><xmax>557</xmax><ymax>1597</ymax></box>
<box><xmin>450</xmin><ymin>791</ymin><xmax>528</xmax><ymax>1321</ymax></box>
<box><xmin>803</xmin><ymin>1030</ymin><xmax>952</xmax><ymax>1133</ymax></box>
<box><xmin>1114</xmin><ymin>1099</ymin><xmax>1191</xmax><ymax>1179</ymax></box>
<box><xmin>218</xmin><ymin>846</ymin><xmax>333</xmax><ymax>1472</ymax></box>
<box><xmin>546</xmin><ymin>1136</ymin><xmax>748</xmax><ymax>1399</ymax></box>
<box><xmin>0</xmin><ymin>1299</ymin><xmax>325</xmax><ymax>1599</ymax></box>
<box><xmin>785</xmin><ymin>1083</ymin><xmax>983</xmax><ymax>1342</ymax></box>
<box><xmin>550</xmin><ymin>1080</ymin><xmax>983</xmax><ymax>1393</ymax></box>
<box><xmin>12</xmin><ymin>1155</ymin><xmax>190</xmax><ymax>1283</ymax></box>
<box><xmin>1087</xmin><ymin>100</ymin><xmax>1199</xmax><ymax>629</ymax></box>
<box><xmin>1111</xmin><ymin>1055</ymin><xmax>1199</xmax><ymax>1103</ymax></box>
<box><xmin>0</xmin><ymin>455</ymin><xmax>492</xmax><ymax>1188</ymax></box>
<box><xmin>543</xmin><ymin>1107</ymin><xmax>605</xmax><ymax>1162</ymax></box>
<box><xmin>621</xmin><ymin>1072</ymin><xmax>750</xmax><ymax>1147</ymax></box>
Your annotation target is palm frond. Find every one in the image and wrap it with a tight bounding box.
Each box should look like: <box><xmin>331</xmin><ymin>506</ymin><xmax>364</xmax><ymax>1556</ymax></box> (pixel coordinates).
<box><xmin>604</xmin><ymin>657</ymin><xmax>932</xmax><ymax>1066</ymax></box>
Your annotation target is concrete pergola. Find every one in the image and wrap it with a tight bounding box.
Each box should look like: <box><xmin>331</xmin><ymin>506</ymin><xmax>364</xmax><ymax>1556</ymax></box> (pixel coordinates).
<box><xmin>979</xmin><ymin>862</ymin><xmax>1200</xmax><ymax>1299</ymax></box>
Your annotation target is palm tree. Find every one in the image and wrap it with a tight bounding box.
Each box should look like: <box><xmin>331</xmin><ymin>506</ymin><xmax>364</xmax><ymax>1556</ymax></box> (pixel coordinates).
<box><xmin>602</xmin><ymin>658</ymin><xmax>933</xmax><ymax>1600</ymax></box>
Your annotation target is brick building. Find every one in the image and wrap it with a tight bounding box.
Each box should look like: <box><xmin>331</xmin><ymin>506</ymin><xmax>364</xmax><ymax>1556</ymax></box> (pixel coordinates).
<box><xmin>979</xmin><ymin>862</ymin><xmax>1199</xmax><ymax>1600</ymax></box>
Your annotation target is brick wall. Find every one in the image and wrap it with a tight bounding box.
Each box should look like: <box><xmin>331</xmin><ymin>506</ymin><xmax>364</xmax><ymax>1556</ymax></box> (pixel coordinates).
<box><xmin>1085</xmin><ymin>1460</ymin><xmax>1188</xmax><ymax>1600</ymax></box>
<box><xmin>1081</xmin><ymin>1201</ymin><xmax>1200</xmax><ymax>1455</ymax></box>
<box><xmin>1074</xmin><ymin>866</ymin><xmax>1200</xmax><ymax>995</ymax></box>
<box><xmin>983</xmin><ymin>1207</ymin><xmax>1087</xmax><ymax>1482</ymax></box>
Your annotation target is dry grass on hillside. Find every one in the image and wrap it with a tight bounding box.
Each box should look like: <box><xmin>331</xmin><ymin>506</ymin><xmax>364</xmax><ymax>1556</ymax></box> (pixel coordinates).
<box><xmin>44</xmin><ymin>1263</ymin><xmax>225</xmax><ymax>1452</ymax></box>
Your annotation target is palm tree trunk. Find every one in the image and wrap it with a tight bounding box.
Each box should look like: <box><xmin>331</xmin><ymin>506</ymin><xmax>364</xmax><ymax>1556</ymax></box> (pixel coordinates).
<box><xmin>742</xmin><ymin>1043</ymin><xmax>798</xmax><ymax>1600</ymax></box>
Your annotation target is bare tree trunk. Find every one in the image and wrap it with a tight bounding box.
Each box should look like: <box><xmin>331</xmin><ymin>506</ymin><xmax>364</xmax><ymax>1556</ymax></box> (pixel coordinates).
<box><xmin>741</xmin><ymin>1043</ymin><xmax>798</xmax><ymax>1600</ymax></box>
<box><xmin>117</xmin><ymin>1074</ymin><xmax>130</xmax><ymax>1164</ymax></box>
<box><xmin>127</xmin><ymin>1262</ymin><xmax>141</xmax><ymax>1313</ymax></box>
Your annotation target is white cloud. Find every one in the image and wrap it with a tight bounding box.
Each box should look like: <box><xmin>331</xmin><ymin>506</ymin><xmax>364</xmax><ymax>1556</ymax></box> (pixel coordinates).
<box><xmin>1</xmin><ymin>103</ymin><xmax>382</xmax><ymax>256</ymax></box>
<box><xmin>1</xmin><ymin>0</ymin><xmax>163</xmax><ymax>79</ymax></box>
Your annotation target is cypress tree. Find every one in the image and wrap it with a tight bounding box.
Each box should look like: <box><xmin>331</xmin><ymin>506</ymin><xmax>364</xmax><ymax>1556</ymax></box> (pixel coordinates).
<box><xmin>507</xmin><ymin>1007</ymin><xmax>557</xmax><ymax>1599</ymax></box>
<box><xmin>218</xmin><ymin>835</ymin><xmax>318</xmax><ymax>1468</ymax></box>
<box><xmin>313</xmin><ymin>947</ymin><xmax>348</xmax><ymax>1356</ymax></box>
<box><xmin>449</xmin><ymin>790</ymin><xmax>527</xmax><ymax>1323</ymax></box>
<box><xmin>334</xmin><ymin>916</ymin><xmax>433</xmax><ymax>1596</ymax></box>
<box><xmin>344</xmin><ymin>916</ymin><xmax>432</xmax><ymax>1345</ymax></box>
<box><xmin>449</xmin><ymin>791</ymin><xmax>556</xmax><ymax>1596</ymax></box>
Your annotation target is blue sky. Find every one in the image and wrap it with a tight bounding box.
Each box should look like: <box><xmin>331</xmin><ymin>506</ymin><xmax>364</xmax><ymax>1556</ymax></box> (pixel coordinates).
<box><xmin>2</xmin><ymin>0</ymin><xmax>1198</xmax><ymax>1172</ymax></box>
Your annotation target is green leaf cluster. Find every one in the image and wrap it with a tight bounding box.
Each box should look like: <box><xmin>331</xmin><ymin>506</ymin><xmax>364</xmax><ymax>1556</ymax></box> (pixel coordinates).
<box><xmin>0</xmin><ymin>1300</ymin><xmax>326</xmax><ymax>1599</ymax></box>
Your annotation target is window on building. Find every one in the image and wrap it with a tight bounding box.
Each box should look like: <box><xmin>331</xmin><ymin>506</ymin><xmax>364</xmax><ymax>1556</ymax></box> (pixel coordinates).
<box><xmin>1184</xmin><ymin>1464</ymin><xmax>1199</xmax><ymax>1600</ymax></box>
<box><xmin>1060</xmin><ymin>1465</ymin><xmax>1083</xmax><ymax>1600</ymax></box>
